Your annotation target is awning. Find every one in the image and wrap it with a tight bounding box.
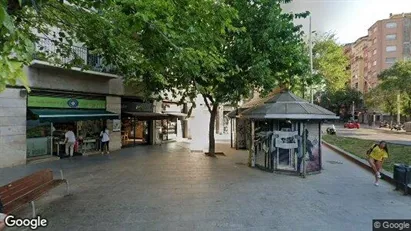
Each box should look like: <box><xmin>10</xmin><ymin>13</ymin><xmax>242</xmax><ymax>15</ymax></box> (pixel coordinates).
<box><xmin>166</xmin><ymin>112</ymin><xmax>187</xmax><ymax>118</ymax></box>
<box><xmin>123</xmin><ymin>112</ymin><xmax>169</xmax><ymax>120</ymax></box>
<box><xmin>29</xmin><ymin>108</ymin><xmax>119</xmax><ymax>123</ymax></box>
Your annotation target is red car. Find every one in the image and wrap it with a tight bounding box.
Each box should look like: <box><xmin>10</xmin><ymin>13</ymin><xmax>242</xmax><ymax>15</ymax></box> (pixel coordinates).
<box><xmin>344</xmin><ymin>121</ymin><xmax>360</xmax><ymax>129</ymax></box>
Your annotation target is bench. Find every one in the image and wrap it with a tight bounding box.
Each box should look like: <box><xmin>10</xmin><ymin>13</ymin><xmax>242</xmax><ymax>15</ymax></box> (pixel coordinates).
<box><xmin>0</xmin><ymin>169</ymin><xmax>69</xmax><ymax>217</ymax></box>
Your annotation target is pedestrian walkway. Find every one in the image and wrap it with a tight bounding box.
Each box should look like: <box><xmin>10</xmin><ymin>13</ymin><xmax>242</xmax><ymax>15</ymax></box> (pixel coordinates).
<box><xmin>1</xmin><ymin>143</ymin><xmax>411</xmax><ymax>231</ymax></box>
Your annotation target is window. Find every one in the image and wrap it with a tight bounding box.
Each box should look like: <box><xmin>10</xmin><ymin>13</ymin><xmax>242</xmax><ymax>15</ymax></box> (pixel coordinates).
<box><xmin>373</xmin><ymin>49</ymin><xmax>377</xmax><ymax>55</ymax></box>
<box><xmin>386</xmin><ymin>57</ymin><xmax>396</xmax><ymax>63</ymax></box>
<box><xmin>373</xmin><ymin>61</ymin><xmax>377</xmax><ymax>66</ymax></box>
<box><xmin>355</xmin><ymin>83</ymin><xmax>359</xmax><ymax>89</ymax></box>
<box><xmin>386</xmin><ymin>34</ymin><xmax>397</xmax><ymax>40</ymax></box>
<box><xmin>386</xmin><ymin>46</ymin><xmax>397</xmax><ymax>52</ymax></box>
<box><xmin>386</xmin><ymin>22</ymin><xmax>397</xmax><ymax>28</ymax></box>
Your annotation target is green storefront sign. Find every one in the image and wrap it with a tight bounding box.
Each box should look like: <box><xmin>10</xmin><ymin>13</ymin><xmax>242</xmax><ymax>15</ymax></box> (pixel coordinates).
<box><xmin>28</xmin><ymin>96</ymin><xmax>106</xmax><ymax>109</ymax></box>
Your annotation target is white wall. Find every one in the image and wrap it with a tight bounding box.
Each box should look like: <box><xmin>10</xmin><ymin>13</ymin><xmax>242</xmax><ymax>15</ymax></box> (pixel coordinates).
<box><xmin>0</xmin><ymin>89</ymin><xmax>27</xmax><ymax>168</ymax></box>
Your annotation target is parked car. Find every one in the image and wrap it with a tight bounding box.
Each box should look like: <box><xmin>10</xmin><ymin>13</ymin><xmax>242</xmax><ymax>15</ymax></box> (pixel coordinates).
<box><xmin>344</xmin><ymin>121</ymin><xmax>360</xmax><ymax>129</ymax></box>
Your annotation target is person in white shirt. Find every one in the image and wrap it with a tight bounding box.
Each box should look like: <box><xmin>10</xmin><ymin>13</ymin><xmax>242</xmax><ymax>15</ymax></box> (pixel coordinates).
<box><xmin>64</xmin><ymin>127</ymin><xmax>76</xmax><ymax>157</ymax></box>
<box><xmin>100</xmin><ymin>126</ymin><xmax>110</xmax><ymax>155</ymax></box>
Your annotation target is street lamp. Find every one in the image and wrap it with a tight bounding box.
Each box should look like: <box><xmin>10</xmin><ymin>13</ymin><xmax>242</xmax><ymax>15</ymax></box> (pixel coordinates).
<box><xmin>308</xmin><ymin>16</ymin><xmax>316</xmax><ymax>104</ymax></box>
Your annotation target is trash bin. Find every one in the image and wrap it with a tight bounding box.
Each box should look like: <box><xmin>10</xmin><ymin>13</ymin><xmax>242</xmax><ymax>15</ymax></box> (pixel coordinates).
<box><xmin>393</xmin><ymin>164</ymin><xmax>411</xmax><ymax>195</ymax></box>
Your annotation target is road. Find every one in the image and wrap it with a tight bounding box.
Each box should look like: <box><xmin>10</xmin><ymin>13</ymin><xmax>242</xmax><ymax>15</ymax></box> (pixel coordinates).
<box><xmin>323</xmin><ymin>124</ymin><xmax>411</xmax><ymax>145</ymax></box>
<box><xmin>1</xmin><ymin>142</ymin><xmax>410</xmax><ymax>231</ymax></box>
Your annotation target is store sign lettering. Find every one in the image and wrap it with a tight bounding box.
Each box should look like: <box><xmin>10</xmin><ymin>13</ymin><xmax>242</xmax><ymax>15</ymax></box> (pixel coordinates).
<box><xmin>28</xmin><ymin>96</ymin><xmax>105</xmax><ymax>109</ymax></box>
<box><xmin>122</xmin><ymin>102</ymin><xmax>153</xmax><ymax>112</ymax></box>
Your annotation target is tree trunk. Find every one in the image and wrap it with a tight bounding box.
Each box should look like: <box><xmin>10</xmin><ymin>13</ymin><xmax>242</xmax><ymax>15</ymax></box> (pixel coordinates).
<box><xmin>208</xmin><ymin>103</ymin><xmax>218</xmax><ymax>156</ymax></box>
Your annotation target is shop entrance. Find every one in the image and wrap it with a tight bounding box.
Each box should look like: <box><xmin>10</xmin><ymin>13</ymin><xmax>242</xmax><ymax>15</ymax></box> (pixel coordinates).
<box><xmin>27</xmin><ymin>94</ymin><xmax>119</xmax><ymax>159</ymax></box>
<box><xmin>121</xmin><ymin>116</ymin><xmax>151</xmax><ymax>146</ymax></box>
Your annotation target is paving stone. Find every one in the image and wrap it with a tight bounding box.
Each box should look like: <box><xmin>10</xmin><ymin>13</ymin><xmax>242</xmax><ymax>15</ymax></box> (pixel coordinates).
<box><xmin>1</xmin><ymin>142</ymin><xmax>411</xmax><ymax>231</ymax></box>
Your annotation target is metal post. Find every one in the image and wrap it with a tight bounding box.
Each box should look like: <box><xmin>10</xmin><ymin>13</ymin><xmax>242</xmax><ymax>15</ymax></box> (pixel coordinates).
<box><xmin>50</xmin><ymin>122</ymin><xmax>53</xmax><ymax>156</ymax></box>
<box><xmin>397</xmin><ymin>92</ymin><xmax>401</xmax><ymax>123</ymax></box>
<box><xmin>302</xmin><ymin>123</ymin><xmax>307</xmax><ymax>178</ymax></box>
<box><xmin>133</xmin><ymin>117</ymin><xmax>136</xmax><ymax>146</ymax></box>
<box><xmin>250</xmin><ymin>120</ymin><xmax>255</xmax><ymax>167</ymax></box>
<box><xmin>309</xmin><ymin>15</ymin><xmax>314</xmax><ymax>104</ymax></box>
<box><xmin>352</xmin><ymin>101</ymin><xmax>355</xmax><ymax>120</ymax></box>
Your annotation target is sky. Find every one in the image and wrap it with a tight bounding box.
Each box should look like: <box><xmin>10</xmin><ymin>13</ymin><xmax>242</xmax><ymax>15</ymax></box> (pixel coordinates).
<box><xmin>282</xmin><ymin>0</ymin><xmax>411</xmax><ymax>44</ymax></box>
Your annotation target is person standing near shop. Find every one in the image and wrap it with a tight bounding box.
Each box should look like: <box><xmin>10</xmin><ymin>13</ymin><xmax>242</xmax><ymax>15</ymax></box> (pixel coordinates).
<box><xmin>64</xmin><ymin>127</ymin><xmax>76</xmax><ymax>157</ymax></box>
<box><xmin>100</xmin><ymin>126</ymin><xmax>110</xmax><ymax>155</ymax></box>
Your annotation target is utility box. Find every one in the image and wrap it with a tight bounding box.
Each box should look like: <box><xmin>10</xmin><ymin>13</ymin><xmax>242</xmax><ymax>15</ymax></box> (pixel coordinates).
<box><xmin>404</xmin><ymin>122</ymin><xmax>411</xmax><ymax>132</ymax></box>
<box><xmin>393</xmin><ymin>164</ymin><xmax>411</xmax><ymax>195</ymax></box>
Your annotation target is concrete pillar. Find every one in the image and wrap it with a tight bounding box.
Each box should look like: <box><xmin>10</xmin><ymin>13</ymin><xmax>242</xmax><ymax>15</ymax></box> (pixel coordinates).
<box><xmin>152</xmin><ymin>101</ymin><xmax>163</xmax><ymax>145</ymax></box>
<box><xmin>106</xmin><ymin>96</ymin><xmax>121</xmax><ymax>151</ymax></box>
<box><xmin>0</xmin><ymin>88</ymin><xmax>27</xmax><ymax>168</ymax></box>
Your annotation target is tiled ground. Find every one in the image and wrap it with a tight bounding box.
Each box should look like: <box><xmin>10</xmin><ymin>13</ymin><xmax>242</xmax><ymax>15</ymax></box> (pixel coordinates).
<box><xmin>1</xmin><ymin>142</ymin><xmax>410</xmax><ymax>231</ymax></box>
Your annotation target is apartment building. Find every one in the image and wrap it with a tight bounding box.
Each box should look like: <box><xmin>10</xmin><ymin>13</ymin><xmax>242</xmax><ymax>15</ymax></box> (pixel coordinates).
<box><xmin>365</xmin><ymin>12</ymin><xmax>411</xmax><ymax>90</ymax></box>
<box><xmin>349</xmin><ymin>36</ymin><xmax>371</xmax><ymax>93</ymax></box>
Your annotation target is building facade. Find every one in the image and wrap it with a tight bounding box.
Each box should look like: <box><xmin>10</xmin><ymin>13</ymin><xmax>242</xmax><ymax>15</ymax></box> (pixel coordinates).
<box><xmin>0</xmin><ymin>38</ymin><xmax>186</xmax><ymax>168</ymax></box>
<box><xmin>349</xmin><ymin>36</ymin><xmax>371</xmax><ymax>94</ymax></box>
<box><xmin>365</xmin><ymin>13</ymin><xmax>411</xmax><ymax>89</ymax></box>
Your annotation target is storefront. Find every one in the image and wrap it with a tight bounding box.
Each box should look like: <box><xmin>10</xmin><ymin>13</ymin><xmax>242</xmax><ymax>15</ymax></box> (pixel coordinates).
<box><xmin>26</xmin><ymin>94</ymin><xmax>119</xmax><ymax>158</ymax></box>
<box><xmin>162</xmin><ymin>102</ymin><xmax>187</xmax><ymax>141</ymax></box>
<box><xmin>121</xmin><ymin>100</ymin><xmax>168</xmax><ymax>146</ymax></box>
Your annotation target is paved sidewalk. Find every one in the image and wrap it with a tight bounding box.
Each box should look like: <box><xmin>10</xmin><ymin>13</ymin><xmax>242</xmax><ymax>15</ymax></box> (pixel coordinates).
<box><xmin>1</xmin><ymin>143</ymin><xmax>411</xmax><ymax>231</ymax></box>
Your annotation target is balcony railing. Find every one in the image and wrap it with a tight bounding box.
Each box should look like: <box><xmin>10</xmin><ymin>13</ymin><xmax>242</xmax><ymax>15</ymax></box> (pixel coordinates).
<box><xmin>34</xmin><ymin>37</ymin><xmax>117</xmax><ymax>75</ymax></box>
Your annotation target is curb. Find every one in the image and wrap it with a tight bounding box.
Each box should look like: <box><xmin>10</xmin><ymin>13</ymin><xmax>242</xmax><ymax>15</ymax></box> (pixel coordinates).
<box><xmin>322</xmin><ymin>141</ymin><xmax>396</xmax><ymax>185</ymax></box>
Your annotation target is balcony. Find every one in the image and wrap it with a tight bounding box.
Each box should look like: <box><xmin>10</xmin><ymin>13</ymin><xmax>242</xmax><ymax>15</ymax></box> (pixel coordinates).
<box><xmin>31</xmin><ymin>37</ymin><xmax>119</xmax><ymax>78</ymax></box>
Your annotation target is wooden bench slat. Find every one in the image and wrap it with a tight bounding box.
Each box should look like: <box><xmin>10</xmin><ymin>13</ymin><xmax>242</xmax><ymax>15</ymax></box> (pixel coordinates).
<box><xmin>0</xmin><ymin>169</ymin><xmax>54</xmax><ymax>202</ymax></box>
<box><xmin>3</xmin><ymin>179</ymin><xmax>66</xmax><ymax>214</ymax></box>
<box><xmin>1</xmin><ymin>180</ymin><xmax>54</xmax><ymax>205</ymax></box>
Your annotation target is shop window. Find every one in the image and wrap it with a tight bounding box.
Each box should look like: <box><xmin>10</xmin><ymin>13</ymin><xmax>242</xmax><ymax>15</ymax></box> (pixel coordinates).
<box><xmin>26</xmin><ymin>121</ymin><xmax>52</xmax><ymax>158</ymax></box>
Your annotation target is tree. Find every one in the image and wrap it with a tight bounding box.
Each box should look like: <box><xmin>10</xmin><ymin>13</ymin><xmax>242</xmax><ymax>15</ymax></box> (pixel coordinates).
<box><xmin>318</xmin><ymin>87</ymin><xmax>362</xmax><ymax>118</ymax></box>
<box><xmin>312</xmin><ymin>33</ymin><xmax>350</xmax><ymax>92</ymax></box>
<box><xmin>1</xmin><ymin>0</ymin><xmax>109</xmax><ymax>92</ymax></box>
<box><xmin>365</xmin><ymin>85</ymin><xmax>397</xmax><ymax>115</ymax></box>
<box><xmin>373</xmin><ymin>61</ymin><xmax>411</xmax><ymax>119</ymax></box>
<box><xmin>140</xmin><ymin>0</ymin><xmax>310</xmax><ymax>155</ymax></box>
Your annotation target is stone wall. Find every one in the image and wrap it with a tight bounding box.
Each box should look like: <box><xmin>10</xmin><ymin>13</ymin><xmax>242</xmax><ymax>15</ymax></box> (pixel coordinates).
<box><xmin>106</xmin><ymin>96</ymin><xmax>122</xmax><ymax>151</ymax></box>
<box><xmin>26</xmin><ymin>66</ymin><xmax>111</xmax><ymax>94</ymax></box>
<box><xmin>0</xmin><ymin>89</ymin><xmax>27</xmax><ymax>168</ymax></box>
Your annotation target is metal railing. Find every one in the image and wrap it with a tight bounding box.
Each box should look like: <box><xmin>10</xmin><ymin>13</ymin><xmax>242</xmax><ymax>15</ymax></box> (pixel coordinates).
<box><xmin>34</xmin><ymin>37</ymin><xmax>116</xmax><ymax>75</ymax></box>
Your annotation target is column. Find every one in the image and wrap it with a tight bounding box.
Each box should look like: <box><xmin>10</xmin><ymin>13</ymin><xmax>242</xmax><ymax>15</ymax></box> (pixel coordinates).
<box><xmin>0</xmin><ymin>88</ymin><xmax>27</xmax><ymax>168</ymax></box>
<box><xmin>106</xmin><ymin>96</ymin><xmax>121</xmax><ymax>151</ymax></box>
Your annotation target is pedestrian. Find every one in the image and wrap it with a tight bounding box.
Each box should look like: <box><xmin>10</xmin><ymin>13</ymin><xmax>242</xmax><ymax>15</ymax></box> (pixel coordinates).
<box><xmin>64</xmin><ymin>127</ymin><xmax>76</xmax><ymax>157</ymax></box>
<box><xmin>100</xmin><ymin>126</ymin><xmax>110</xmax><ymax>155</ymax></box>
<box><xmin>367</xmin><ymin>141</ymin><xmax>389</xmax><ymax>186</ymax></box>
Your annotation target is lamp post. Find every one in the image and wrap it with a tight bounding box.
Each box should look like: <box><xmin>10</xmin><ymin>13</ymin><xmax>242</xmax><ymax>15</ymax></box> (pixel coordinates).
<box><xmin>309</xmin><ymin>16</ymin><xmax>314</xmax><ymax>103</ymax></box>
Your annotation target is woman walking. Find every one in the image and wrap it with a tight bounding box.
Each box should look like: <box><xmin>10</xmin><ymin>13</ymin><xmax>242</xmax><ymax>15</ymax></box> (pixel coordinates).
<box><xmin>100</xmin><ymin>126</ymin><xmax>110</xmax><ymax>155</ymax></box>
<box><xmin>367</xmin><ymin>141</ymin><xmax>389</xmax><ymax>186</ymax></box>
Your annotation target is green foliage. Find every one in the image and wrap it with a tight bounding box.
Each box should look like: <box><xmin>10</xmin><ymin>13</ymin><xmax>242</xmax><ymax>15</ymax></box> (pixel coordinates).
<box><xmin>313</xmin><ymin>33</ymin><xmax>350</xmax><ymax>92</ymax></box>
<box><xmin>318</xmin><ymin>87</ymin><xmax>362</xmax><ymax>115</ymax></box>
<box><xmin>1</xmin><ymin>0</ymin><xmax>110</xmax><ymax>92</ymax></box>
<box><xmin>365</xmin><ymin>61</ymin><xmax>411</xmax><ymax>115</ymax></box>
<box><xmin>323</xmin><ymin>135</ymin><xmax>411</xmax><ymax>172</ymax></box>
